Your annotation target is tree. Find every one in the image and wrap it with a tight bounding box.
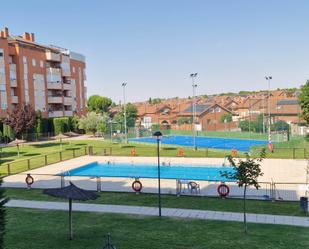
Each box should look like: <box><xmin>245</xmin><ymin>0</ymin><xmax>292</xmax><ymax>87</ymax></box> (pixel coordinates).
<box><xmin>239</xmin><ymin>120</ymin><xmax>249</xmax><ymax>132</ymax></box>
<box><xmin>178</xmin><ymin>117</ymin><xmax>192</xmax><ymax>125</ymax></box>
<box><xmin>221</xmin><ymin>149</ymin><xmax>266</xmax><ymax>234</ymax></box>
<box><xmin>78</xmin><ymin>112</ymin><xmax>108</xmax><ymax>135</ymax></box>
<box><xmin>4</xmin><ymin>104</ymin><xmax>36</xmax><ymax>138</ymax></box>
<box><xmin>271</xmin><ymin>120</ymin><xmax>289</xmax><ymax>131</ymax></box>
<box><xmin>220</xmin><ymin>113</ymin><xmax>232</xmax><ymax>123</ymax></box>
<box><xmin>113</xmin><ymin>103</ymin><xmax>138</xmax><ymax>130</ymax></box>
<box><xmin>299</xmin><ymin>80</ymin><xmax>309</xmax><ymax>123</ymax></box>
<box><xmin>87</xmin><ymin>95</ymin><xmax>112</xmax><ymax>113</ymax></box>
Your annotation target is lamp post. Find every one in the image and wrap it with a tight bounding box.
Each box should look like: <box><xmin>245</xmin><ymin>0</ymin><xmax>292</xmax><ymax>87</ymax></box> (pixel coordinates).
<box><xmin>190</xmin><ymin>73</ymin><xmax>198</xmax><ymax>150</ymax></box>
<box><xmin>122</xmin><ymin>82</ymin><xmax>128</xmax><ymax>143</ymax></box>
<box><xmin>265</xmin><ymin>76</ymin><xmax>272</xmax><ymax>144</ymax></box>
<box><xmin>153</xmin><ymin>131</ymin><xmax>162</xmax><ymax>217</ymax></box>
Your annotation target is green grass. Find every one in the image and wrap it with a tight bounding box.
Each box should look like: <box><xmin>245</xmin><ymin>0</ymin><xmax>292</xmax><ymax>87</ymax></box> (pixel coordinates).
<box><xmin>4</xmin><ymin>208</ymin><xmax>309</xmax><ymax>249</ymax></box>
<box><xmin>5</xmin><ymin>188</ymin><xmax>307</xmax><ymax>217</ymax></box>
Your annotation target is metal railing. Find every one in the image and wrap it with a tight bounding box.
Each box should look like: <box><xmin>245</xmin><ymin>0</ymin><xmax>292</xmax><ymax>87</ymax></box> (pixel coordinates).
<box><xmin>0</xmin><ymin>146</ymin><xmax>88</xmax><ymax>177</ymax></box>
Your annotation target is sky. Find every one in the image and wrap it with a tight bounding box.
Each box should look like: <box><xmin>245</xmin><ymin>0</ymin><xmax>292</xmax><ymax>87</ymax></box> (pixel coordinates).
<box><xmin>1</xmin><ymin>0</ymin><xmax>309</xmax><ymax>103</ymax></box>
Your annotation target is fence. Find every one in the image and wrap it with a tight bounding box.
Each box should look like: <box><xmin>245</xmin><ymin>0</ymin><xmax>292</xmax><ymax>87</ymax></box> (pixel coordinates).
<box><xmin>4</xmin><ymin>172</ymin><xmax>308</xmax><ymax>201</ymax></box>
<box><xmin>0</xmin><ymin>146</ymin><xmax>88</xmax><ymax>177</ymax></box>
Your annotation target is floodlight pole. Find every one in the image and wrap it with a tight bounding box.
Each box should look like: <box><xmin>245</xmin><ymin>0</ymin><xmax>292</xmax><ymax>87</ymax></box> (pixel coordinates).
<box><xmin>122</xmin><ymin>82</ymin><xmax>128</xmax><ymax>143</ymax></box>
<box><xmin>190</xmin><ymin>73</ymin><xmax>198</xmax><ymax>150</ymax></box>
<box><xmin>265</xmin><ymin>76</ymin><xmax>272</xmax><ymax>144</ymax></box>
<box><xmin>153</xmin><ymin>131</ymin><xmax>162</xmax><ymax>217</ymax></box>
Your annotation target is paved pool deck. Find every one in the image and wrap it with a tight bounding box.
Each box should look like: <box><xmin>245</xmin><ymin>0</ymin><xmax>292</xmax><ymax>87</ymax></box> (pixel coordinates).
<box><xmin>6</xmin><ymin>199</ymin><xmax>309</xmax><ymax>227</ymax></box>
<box><xmin>2</xmin><ymin>156</ymin><xmax>308</xmax><ymax>201</ymax></box>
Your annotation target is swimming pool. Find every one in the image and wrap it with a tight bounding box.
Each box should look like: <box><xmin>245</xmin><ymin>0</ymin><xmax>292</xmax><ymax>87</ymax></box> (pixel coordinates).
<box><xmin>129</xmin><ymin>135</ymin><xmax>268</xmax><ymax>152</ymax></box>
<box><xmin>62</xmin><ymin>161</ymin><xmax>235</xmax><ymax>182</ymax></box>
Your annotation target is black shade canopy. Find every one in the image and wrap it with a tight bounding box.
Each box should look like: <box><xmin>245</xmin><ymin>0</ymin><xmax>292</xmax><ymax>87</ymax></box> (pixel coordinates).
<box><xmin>43</xmin><ymin>182</ymin><xmax>99</xmax><ymax>240</ymax></box>
<box><xmin>43</xmin><ymin>182</ymin><xmax>98</xmax><ymax>201</ymax></box>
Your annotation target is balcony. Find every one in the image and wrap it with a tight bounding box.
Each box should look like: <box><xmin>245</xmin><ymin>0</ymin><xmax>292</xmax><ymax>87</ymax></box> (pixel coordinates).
<box><xmin>46</xmin><ymin>67</ymin><xmax>61</xmax><ymax>84</ymax></box>
<box><xmin>48</xmin><ymin>110</ymin><xmax>63</xmax><ymax>118</ymax></box>
<box><xmin>48</xmin><ymin>96</ymin><xmax>63</xmax><ymax>104</ymax></box>
<box><xmin>64</xmin><ymin>111</ymin><xmax>73</xmax><ymax>117</ymax></box>
<box><xmin>46</xmin><ymin>51</ymin><xmax>61</xmax><ymax>62</ymax></box>
<box><xmin>10</xmin><ymin>79</ymin><xmax>17</xmax><ymax>87</ymax></box>
<box><xmin>11</xmin><ymin>96</ymin><xmax>18</xmax><ymax>103</ymax></box>
<box><xmin>63</xmin><ymin>83</ymin><xmax>72</xmax><ymax>90</ymax></box>
<box><xmin>64</xmin><ymin>96</ymin><xmax>72</xmax><ymax>105</ymax></box>
<box><xmin>47</xmin><ymin>82</ymin><xmax>62</xmax><ymax>90</ymax></box>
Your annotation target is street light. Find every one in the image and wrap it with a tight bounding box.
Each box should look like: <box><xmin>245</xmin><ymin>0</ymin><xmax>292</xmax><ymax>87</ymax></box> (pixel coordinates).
<box><xmin>122</xmin><ymin>82</ymin><xmax>128</xmax><ymax>143</ymax></box>
<box><xmin>190</xmin><ymin>73</ymin><xmax>198</xmax><ymax>150</ymax></box>
<box><xmin>265</xmin><ymin>76</ymin><xmax>272</xmax><ymax>145</ymax></box>
<box><xmin>153</xmin><ymin>130</ymin><xmax>162</xmax><ymax>217</ymax></box>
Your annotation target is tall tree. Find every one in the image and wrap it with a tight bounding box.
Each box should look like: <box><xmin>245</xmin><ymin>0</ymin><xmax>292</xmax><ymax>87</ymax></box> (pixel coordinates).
<box><xmin>221</xmin><ymin>149</ymin><xmax>265</xmax><ymax>234</ymax></box>
<box><xmin>78</xmin><ymin>112</ymin><xmax>108</xmax><ymax>135</ymax></box>
<box><xmin>299</xmin><ymin>80</ymin><xmax>309</xmax><ymax>123</ymax></box>
<box><xmin>4</xmin><ymin>104</ymin><xmax>36</xmax><ymax>138</ymax></box>
<box><xmin>87</xmin><ymin>95</ymin><xmax>112</xmax><ymax>113</ymax></box>
<box><xmin>113</xmin><ymin>103</ymin><xmax>138</xmax><ymax>130</ymax></box>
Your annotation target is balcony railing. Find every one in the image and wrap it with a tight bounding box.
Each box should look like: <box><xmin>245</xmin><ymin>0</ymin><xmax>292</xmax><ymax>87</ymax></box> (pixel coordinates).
<box><xmin>47</xmin><ymin>82</ymin><xmax>62</xmax><ymax>90</ymax></box>
<box><xmin>10</xmin><ymin>79</ymin><xmax>17</xmax><ymax>87</ymax></box>
<box><xmin>64</xmin><ymin>96</ymin><xmax>72</xmax><ymax>105</ymax></box>
<box><xmin>11</xmin><ymin>96</ymin><xmax>18</xmax><ymax>103</ymax></box>
<box><xmin>64</xmin><ymin>110</ymin><xmax>73</xmax><ymax>117</ymax></box>
<box><xmin>48</xmin><ymin>96</ymin><xmax>63</xmax><ymax>104</ymax></box>
<box><xmin>48</xmin><ymin>110</ymin><xmax>64</xmax><ymax>118</ymax></box>
<box><xmin>46</xmin><ymin>51</ymin><xmax>61</xmax><ymax>62</ymax></box>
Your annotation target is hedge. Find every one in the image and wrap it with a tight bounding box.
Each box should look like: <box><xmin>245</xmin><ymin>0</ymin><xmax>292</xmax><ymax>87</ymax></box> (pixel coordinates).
<box><xmin>53</xmin><ymin>117</ymin><xmax>70</xmax><ymax>135</ymax></box>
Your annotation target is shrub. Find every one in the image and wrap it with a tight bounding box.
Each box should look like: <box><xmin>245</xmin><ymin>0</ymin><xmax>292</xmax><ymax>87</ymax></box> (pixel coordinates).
<box><xmin>53</xmin><ymin>117</ymin><xmax>70</xmax><ymax>135</ymax></box>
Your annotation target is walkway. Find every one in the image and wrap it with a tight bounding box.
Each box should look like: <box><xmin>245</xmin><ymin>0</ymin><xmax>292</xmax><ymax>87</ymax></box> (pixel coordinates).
<box><xmin>5</xmin><ymin>199</ymin><xmax>309</xmax><ymax>227</ymax></box>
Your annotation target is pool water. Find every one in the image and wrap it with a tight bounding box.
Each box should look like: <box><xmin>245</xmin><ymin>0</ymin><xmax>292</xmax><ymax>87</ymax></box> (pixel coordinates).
<box><xmin>129</xmin><ymin>135</ymin><xmax>268</xmax><ymax>152</ymax></box>
<box><xmin>62</xmin><ymin>161</ymin><xmax>235</xmax><ymax>182</ymax></box>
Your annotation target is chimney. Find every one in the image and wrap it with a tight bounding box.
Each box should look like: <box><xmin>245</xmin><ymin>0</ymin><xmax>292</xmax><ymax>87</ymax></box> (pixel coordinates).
<box><xmin>4</xmin><ymin>27</ymin><xmax>9</xmax><ymax>38</ymax></box>
<box><xmin>23</xmin><ymin>32</ymin><xmax>31</xmax><ymax>41</ymax></box>
<box><xmin>30</xmin><ymin>33</ymin><xmax>35</xmax><ymax>42</ymax></box>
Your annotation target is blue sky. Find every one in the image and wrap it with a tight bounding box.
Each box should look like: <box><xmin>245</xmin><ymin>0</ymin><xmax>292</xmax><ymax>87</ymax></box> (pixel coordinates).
<box><xmin>1</xmin><ymin>0</ymin><xmax>309</xmax><ymax>103</ymax></box>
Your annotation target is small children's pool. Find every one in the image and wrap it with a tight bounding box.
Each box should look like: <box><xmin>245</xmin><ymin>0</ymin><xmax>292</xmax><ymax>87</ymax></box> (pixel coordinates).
<box><xmin>62</xmin><ymin>161</ymin><xmax>235</xmax><ymax>182</ymax></box>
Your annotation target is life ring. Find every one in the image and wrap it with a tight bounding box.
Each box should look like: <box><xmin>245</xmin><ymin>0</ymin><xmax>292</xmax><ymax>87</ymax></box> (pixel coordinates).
<box><xmin>132</xmin><ymin>180</ymin><xmax>142</xmax><ymax>192</ymax></box>
<box><xmin>25</xmin><ymin>174</ymin><xmax>34</xmax><ymax>186</ymax></box>
<box><xmin>217</xmin><ymin>183</ymin><xmax>229</xmax><ymax>197</ymax></box>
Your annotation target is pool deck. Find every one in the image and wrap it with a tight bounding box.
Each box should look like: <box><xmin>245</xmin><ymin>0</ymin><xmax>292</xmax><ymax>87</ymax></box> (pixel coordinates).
<box><xmin>2</xmin><ymin>156</ymin><xmax>308</xmax><ymax>201</ymax></box>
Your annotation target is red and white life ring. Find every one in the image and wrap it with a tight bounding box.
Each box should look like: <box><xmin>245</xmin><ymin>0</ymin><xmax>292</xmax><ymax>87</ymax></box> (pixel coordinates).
<box><xmin>132</xmin><ymin>180</ymin><xmax>142</xmax><ymax>192</ymax></box>
<box><xmin>217</xmin><ymin>183</ymin><xmax>230</xmax><ymax>198</ymax></box>
<box><xmin>25</xmin><ymin>174</ymin><xmax>34</xmax><ymax>186</ymax></box>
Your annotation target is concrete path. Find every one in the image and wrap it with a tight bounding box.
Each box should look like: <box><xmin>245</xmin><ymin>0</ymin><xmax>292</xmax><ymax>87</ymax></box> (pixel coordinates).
<box><xmin>5</xmin><ymin>199</ymin><xmax>309</xmax><ymax>227</ymax></box>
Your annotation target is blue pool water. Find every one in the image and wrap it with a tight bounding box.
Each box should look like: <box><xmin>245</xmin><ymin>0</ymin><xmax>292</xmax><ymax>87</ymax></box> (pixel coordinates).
<box><xmin>63</xmin><ymin>162</ymin><xmax>235</xmax><ymax>182</ymax></box>
<box><xmin>129</xmin><ymin>135</ymin><xmax>268</xmax><ymax>152</ymax></box>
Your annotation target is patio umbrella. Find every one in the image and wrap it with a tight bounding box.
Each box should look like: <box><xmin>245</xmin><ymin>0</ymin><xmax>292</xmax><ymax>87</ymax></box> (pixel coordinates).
<box><xmin>43</xmin><ymin>182</ymin><xmax>98</xmax><ymax>240</ymax></box>
<box><xmin>53</xmin><ymin>133</ymin><xmax>69</xmax><ymax>149</ymax></box>
<box><xmin>8</xmin><ymin>139</ymin><xmax>26</xmax><ymax>157</ymax></box>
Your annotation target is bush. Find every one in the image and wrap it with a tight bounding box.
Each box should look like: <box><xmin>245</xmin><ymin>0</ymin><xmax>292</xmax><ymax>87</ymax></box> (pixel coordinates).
<box><xmin>53</xmin><ymin>117</ymin><xmax>70</xmax><ymax>135</ymax></box>
<box><xmin>3</xmin><ymin>124</ymin><xmax>15</xmax><ymax>142</ymax></box>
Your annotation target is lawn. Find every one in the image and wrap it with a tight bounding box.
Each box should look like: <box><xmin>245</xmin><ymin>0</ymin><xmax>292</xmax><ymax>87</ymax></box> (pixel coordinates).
<box><xmin>4</xmin><ymin>208</ymin><xmax>309</xmax><ymax>249</ymax></box>
<box><xmin>5</xmin><ymin>188</ymin><xmax>307</xmax><ymax>217</ymax></box>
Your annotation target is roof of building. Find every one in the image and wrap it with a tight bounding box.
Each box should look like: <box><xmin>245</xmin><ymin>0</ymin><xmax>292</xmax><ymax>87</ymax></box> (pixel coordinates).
<box><xmin>277</xmin><ymin>99</ymin><xmax>299</xmax><ymax>105</ymax></box>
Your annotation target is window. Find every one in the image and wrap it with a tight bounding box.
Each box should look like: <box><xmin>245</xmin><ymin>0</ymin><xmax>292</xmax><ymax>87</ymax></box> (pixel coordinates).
<box><xmin>32</xmin><ymin>59</ymin><xmax>36</xmax><ymax>67</ymax></box>
<box><xmin>72</xmin><ymin>67</ymin><xmax>75</xmax><ymax>73</ymax></box>
<box><xmin>40</xmin><ymin>60</ymin><xmax>44</xmax><ymax>68</ymax></box>
<box><xmin>215</xmin><ymin>107</ymin><xmax>221</xmax><ymax>112</ymax></box>
<box><xmin>0</xmin><ymin>52</ymin><xmax>3</xmax><ymax>57</ymax></box>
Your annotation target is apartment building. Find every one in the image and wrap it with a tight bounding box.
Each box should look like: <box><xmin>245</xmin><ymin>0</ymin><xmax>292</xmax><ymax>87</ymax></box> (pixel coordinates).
<box><xmin>0</xmin><ymin>27</ymin><xmax>86</xmax><ymax>118</ymax></box>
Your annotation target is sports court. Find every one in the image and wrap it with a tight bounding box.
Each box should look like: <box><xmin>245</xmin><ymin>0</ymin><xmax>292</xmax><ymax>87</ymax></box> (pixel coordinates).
<box><xmin>130</xmin><ymin>135</ymin><xmax>268</xmax><ymax>152</ymax></box>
